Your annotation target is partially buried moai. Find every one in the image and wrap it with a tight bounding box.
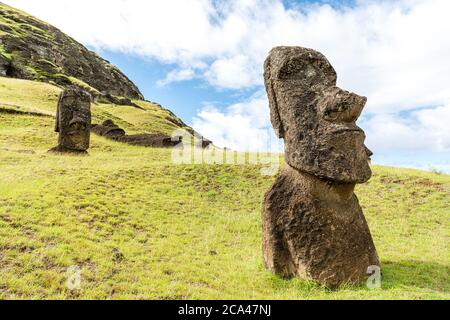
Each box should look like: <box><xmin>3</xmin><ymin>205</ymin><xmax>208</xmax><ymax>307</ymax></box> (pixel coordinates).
<box><xmin>49</xmin><ymin>86</ymin><xmax>92</xmax><ymax>154</ymax></box>
<box><xmin>262</xmin><ymin>46</ymin><xmax>380</xmax><ymax>288</ymax></box>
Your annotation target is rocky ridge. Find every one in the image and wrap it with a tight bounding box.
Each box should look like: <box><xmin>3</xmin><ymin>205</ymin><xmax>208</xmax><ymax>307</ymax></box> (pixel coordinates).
<box><xmin>0</xmin><ymin>2</ymin><xmax>143</xmax><ymax>100</ymax></box>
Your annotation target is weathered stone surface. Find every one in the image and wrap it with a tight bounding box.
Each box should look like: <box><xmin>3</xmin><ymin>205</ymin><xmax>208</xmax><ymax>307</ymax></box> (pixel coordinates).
<box><xmin>263</xmin><ymin>46</ymin><xmax>379</xmax><ymax>287</ymax></box>
<box><xmin>120</xmin><ymin>133</ymin><xmax>181</xmax><ymax>148</ymax></box>
<box><xmin>101</xmin><ymin>93</ymin><xmax>143</xmax><ymax>109</ymax></box>
<box><xmin>91</xmin><ymin>120</ymin><xmax>126</xmax><ymax>139</ymax></box>
<box><xmin>0</xmin><ymin>54</ymin><xmax>11</xmax><ymax>77</ymax></box>
<box><xmin>263</xmin><ymin>165</ymin><xmax>379</xmax><ymax>288</ymax></box>
<box><xmin>264</xmin><ymin>46</ymin><xmax>372</xmax><ymax>183</ymax></box>
<box><xmin>49</xmin><ymin>86</ymin><xmax>91</xmax><ymax>154</ymax></box>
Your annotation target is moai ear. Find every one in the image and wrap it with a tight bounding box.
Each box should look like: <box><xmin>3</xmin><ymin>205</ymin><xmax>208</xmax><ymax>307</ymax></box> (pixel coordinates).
<box><xmin>268</xmin><ymin>82</ymin><xmax>284</xmax><ymax>138</ymax></box>
<box><xmin>264</xmin><ymin>58</ymin><xmax>285</xmax><ymax>139</ymax></box>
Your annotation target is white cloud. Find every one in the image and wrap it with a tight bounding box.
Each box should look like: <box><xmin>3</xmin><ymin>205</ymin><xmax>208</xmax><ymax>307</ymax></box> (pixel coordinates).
<box><xmin>359</xmin><ymin>103</ymin><xmax>450</xmax><ymax>172</ymax></box>
<box><xmin>361</xmin><ymin>104</ymin><xmax>450</xmax><ymax>154</ymax></box>
<box><xmin>156</xmin><ymin>68</ymin><xmax>195</xmax><ymax>87</ymax></box>
<box><xmin>204</xmin><ymin>55</ymin><xmax>258</xmax><ymax>90</ymax></box>
<box><xmin>192</xmin><ymin>92</ymin><xmax>281</xmax><ymax>152</ymax></box>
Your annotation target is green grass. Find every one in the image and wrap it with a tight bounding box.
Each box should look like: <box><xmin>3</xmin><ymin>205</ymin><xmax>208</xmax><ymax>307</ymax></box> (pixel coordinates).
<box><xmin>0</xmin><ymin>77</ymin><xmax>60</xmax><ymax>115</ymax></box>
<box><xmin>0</xmin><ymin>44</ymin><xmax>12</xmax><ymax>60</ymax></box>
<box><xmin>0</xmin><ymin>78</ymin><xmax>449</xmax><ymax>300</ymax></box>
<box><xmin>67</xmin><ymin>77</ymin><xmax>100</xmax><ymax>97</ymax></box>
<box><xmin>0</xmin><ymin>76</ymin><xmax>190</xmax><ymax>135</ymax></box>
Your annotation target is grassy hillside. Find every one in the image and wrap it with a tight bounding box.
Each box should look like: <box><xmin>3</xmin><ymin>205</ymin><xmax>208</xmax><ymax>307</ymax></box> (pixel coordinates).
<box><xmin>0</xmin><ymin>78</ymin><xmax>449</xmax><ymax>299</ymax></box>
<box><xmin>0</xmin><ymin>76</ymin><xmax>190</xmax><ymax>135</ymax></box>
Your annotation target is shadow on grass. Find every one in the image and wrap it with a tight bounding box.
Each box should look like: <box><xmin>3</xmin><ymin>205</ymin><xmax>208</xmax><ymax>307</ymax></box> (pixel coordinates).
<box><xmin>265</xmin><ymin>260</ymin><xmax>449</xmax><ymax>294</ymax></box>
<box><xmin>381</xmin><ymin>260</ymin><xmax>450</xmax><ymax>292</ymax></box>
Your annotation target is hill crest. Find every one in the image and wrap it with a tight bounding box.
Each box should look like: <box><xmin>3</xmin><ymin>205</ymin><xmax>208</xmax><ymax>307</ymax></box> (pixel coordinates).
<box><xmin>0</xmin><ymin>2</ymin><xmax>143</xmax><ymax>100</ymax></box>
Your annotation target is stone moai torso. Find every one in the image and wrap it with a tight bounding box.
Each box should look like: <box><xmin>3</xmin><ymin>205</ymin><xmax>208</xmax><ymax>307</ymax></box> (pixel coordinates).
<box><xmin>50</xmin><ymin>86</ymin><xmax>92</xmax><ymax>154</ymax></box>
<box><xmin>262</xmin><ymin>46</ymin><xmax>380</xmax><ymax>288</ymax></box>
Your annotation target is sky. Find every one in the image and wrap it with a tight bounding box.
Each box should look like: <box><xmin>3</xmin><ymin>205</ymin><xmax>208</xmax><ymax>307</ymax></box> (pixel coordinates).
<box><xmin>4</xmin><ymin>0</ymin><xmax>450</xmax><ymax>172</ymax></box>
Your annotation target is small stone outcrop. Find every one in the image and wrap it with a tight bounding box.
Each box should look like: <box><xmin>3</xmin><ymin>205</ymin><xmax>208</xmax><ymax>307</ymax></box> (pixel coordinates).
<box><xmin>92</xmin><ymin>120</ymin><xmax>182</xmax><ymax>148</ymax></box>
<box><xmin>91</xmin><ymin>120</ymin><xmax>126</xmax><ymax>139</ymax></box>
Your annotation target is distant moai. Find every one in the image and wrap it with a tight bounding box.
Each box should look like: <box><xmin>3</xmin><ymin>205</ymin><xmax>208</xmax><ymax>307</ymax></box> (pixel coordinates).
<box><xmin>49</xmin><ymin>86</ymin><xmax>91</xmax><ymax>154</ymax></box>
<box><xmin>262</xmin><ymin>46</ymin><xmax>380</xmax><ymax>288</ymax></box>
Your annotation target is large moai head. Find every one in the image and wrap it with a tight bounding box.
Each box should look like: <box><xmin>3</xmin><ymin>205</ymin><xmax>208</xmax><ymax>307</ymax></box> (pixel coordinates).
<box><xmin>55</xmin><ymin>86</ymin><xmax>92</xmax><ymax>152</ymax></box>
<box><xmin>264</xmin><ymin>46</ymin><xmax>372</xmax><ymax>183</ymax></box>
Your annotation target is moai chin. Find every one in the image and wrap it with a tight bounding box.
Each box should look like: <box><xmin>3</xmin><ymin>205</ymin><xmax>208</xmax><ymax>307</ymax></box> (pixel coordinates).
<box><xmin>262</xmin><ymin>46</ymin><xmax>380</xmax><ymax>288</ymax></box>
<box><xmin>49</xmin><ymin>86</ymin><xmax>92</xmax><ymax>154</ymax></box>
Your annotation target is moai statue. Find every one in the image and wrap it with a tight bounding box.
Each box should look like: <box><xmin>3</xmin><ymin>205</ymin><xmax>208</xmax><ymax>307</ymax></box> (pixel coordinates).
<box><xmin>262</xmin><ymin>47</ymin><xmax>380</xmax><ymax>288</ymax></box>
<box><xmin>49</xmin><ymin>86</ymin><xmax>92</xmax><ymax>154</ymax></box>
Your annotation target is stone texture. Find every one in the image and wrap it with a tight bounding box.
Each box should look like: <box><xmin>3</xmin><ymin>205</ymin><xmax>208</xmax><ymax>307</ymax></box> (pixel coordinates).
<box><xmin>263</xmin><ymin>165</ymin><xmax>379</xmax><ymax>288</ymax></box>
<box><xmin>49</xmin><ymin>86</ymin><xmax>91</xmax><ymax>154</ymax></box>
<box><xmin>91</xmin><ymin>120</ymin><xmax>126</xmax><ymax>139</ymax></box>
<box><xmin>264</xmin><ymin>46</ymin><xmax>372</xmax><ymax>183</ymax></box>
<box><xmin>263</xmin><ymin>46</ymin><xmax>379</xmax><ymax>288</ymax></box>
<box><xmin>101</xmin><ymin>93</ymin><xmax>143</xmax><ymax>108</ymax></box>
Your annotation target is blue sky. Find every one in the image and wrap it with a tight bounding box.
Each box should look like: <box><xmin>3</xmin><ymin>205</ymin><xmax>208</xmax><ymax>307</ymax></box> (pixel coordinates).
<box><xmin>95</xmin><ymin>49</ymin><xmax>247</xmax><ymax>126</ymax></box>
<box><xmin>5</xmin><ymin>0</ymin><xmax>450</xmax><ymax>172</ymax></box>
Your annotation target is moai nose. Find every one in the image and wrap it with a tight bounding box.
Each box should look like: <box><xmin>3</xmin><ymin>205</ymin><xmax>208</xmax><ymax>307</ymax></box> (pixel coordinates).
<box><xmin>365</xmin><ymin>146</ymin><xmax>374</xmax><ymax>158</ymax></box>
<box><xmin>348</xmin><ymin>93</ymin><xmax>367</xmax><ymax>122</ymax></box>
<box><xmin>321</xmin><ymin>88</ymin><xmax>367</xmax><ymax>123</ymax></box>
<box><xmin>333</xmin><ymin>89</ymin><xmax>367</xmax><ymax>123</ymax></box>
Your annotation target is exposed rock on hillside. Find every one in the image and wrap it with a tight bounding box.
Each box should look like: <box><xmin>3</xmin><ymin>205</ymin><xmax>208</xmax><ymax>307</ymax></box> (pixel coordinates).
<box><xmin>0</xmin><ymin>2</ymin><xmax>143</xmax><ymax>100</ymax></box>
<box><xmin>92</xmin><ymin>119</ymin><xmax>182</xmax><ymax>148</ymax></box>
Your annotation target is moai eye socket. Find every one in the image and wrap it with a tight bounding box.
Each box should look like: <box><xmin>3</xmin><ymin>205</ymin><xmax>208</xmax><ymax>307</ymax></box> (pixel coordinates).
<box><xmin>68</xmin><ymin>122</ymin><xmax>86</xmax><ymax>131</ymax></box>
<box><xmin>276</xmin><ymin>55</ymin><xmax>337</xmax><ymax>90</ymax></box>
<box><xmin>278</xmin><ymin>58</ymin><xmax>303</xmax><ymax>79</ymax></box>
<box><xmin>69</xmin><ymin>114</ymin><xmax>88</xmax><ymax>130</ymax></box>
<box><xmin>323</xmin><ymin>101</ymin><xmax>351</xmax><ymax>121</ymax></box>
<box><xmin>277</xmin><ymin>57</ymin><xmax>319</xmax><ymax>80</ymax></box>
